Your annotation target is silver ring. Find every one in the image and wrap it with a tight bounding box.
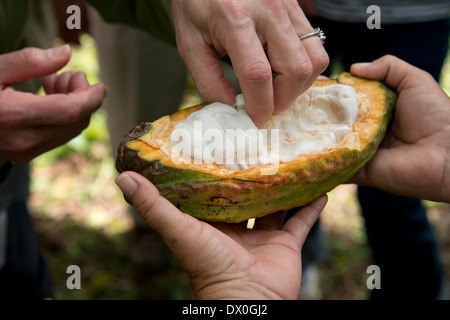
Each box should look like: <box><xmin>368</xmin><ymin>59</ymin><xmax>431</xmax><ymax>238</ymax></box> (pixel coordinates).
<box><xmin>300</xmin><ymin>27</ymin><xmax>326</xmax><ymax>44</ymax></box>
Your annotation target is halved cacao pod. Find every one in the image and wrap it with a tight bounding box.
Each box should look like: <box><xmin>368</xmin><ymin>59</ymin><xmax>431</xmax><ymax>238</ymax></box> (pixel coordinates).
<box><xmin>116</xmin><ymin>73</ymin><xmax>396</xmax><ymax>223</ymax></box>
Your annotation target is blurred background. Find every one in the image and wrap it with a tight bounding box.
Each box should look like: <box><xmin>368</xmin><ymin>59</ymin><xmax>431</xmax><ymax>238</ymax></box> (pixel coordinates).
<box><xmin>29</xmin><ymin>32</ymin><xmax>450</xmax><ymax>300</ymax></box>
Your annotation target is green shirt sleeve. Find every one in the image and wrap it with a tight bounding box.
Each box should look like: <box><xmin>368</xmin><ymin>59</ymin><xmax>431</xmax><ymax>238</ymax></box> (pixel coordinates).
<box><xmin>87</xmin><ymin>0</ymin><xmax>176</xmax><ymax>46</ymax></box>
<box><xmin>0</xmin><ymin>0</ymin><xmax>29</xmax><ymax>54</ymax></box>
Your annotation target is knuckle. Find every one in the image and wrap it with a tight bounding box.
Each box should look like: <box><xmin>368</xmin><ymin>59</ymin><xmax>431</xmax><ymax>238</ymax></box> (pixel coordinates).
<box><xmin>291</xmin><ymin>60</ymin><xmax>313</xmax><ymax>81</ymax></box>
<box><xmin>383</xmin><ymin>54</ymin><xmax>396</xmax><ymax>62</ymax></box>
<box><xmin>312</xmin><ymin>49</ymin><xmax>330</xmax><ymax>74</ymax></box>
<box><xmin>242</xmin><ymin>60</ymin><xmax>272</xmax><ymax>85</ymax></box>
<box><xmin>216</xmin><ymin>0</ymin><xmax>254</xmax><ymax>31</ymax></box>
<box><xmin>265</xmin><ymin>0</ymin><xmax>286</xmax><ymax>16</ymax></box>
<box><xmin>220</xmin><ymin>0</ymin><xmax>248</xmax><ymax>20</ymax></box>
<box><xmin>196</xmin><ymin>79</ymin><xmax>218</xmax><ymax>100</ymax></box>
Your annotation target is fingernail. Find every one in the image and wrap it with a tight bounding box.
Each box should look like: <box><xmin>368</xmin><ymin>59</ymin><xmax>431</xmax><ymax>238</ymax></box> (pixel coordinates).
<box><xmin>48</xmin><ymin>44</ymin><xmax>70</xmax><ymax>58</ymax></box>
<box><xmin>351</xmin><ymin>62</ymin><xmax>371</xmax><ymax>68</ymax></box>
<box><xmin>115</xmin><ymin>173</ymin><xmax>138</xmax><ymax>197</ymax></box>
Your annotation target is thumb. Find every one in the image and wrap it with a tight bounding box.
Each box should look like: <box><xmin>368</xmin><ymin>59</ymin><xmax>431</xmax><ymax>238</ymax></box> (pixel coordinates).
<box><xmin>350</xmin><ymin>54</ymin><xmax>427</xmax><ymax>91</ymax></box>
<box><xmin>0</xmin><ymin>45</ymin><xmax>71</xmax><ymax>86</ymax></box>
<box><xmin>283</xmin><ymin>195</ymin><xmax>328</xmax><ymax>246</ymax></box>
<box><xmin>115</xmin><ymin>171</ymin><xmax>202</xmax><ymax>250</ymax></box>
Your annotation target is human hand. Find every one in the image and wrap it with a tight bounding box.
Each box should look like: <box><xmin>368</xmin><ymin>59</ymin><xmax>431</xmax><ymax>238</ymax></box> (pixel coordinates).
<box><xmin>115</xmin><ymin>171</ymin><xmax>327</xmax><ymax>299</ymax></box>
<box><xmin>0</xmin><ymin>45</ymin><xmax>108</xmax><ymax>163</ymax></box>
<box><xmin>171</xmin><ymin>0</ymin><xmax>329</xmax><ymax>128</ymax></box>
<box><xmin>350</xmin><ymin>55</ymin><xmax>450</xmax><ymax>203</ymax></box>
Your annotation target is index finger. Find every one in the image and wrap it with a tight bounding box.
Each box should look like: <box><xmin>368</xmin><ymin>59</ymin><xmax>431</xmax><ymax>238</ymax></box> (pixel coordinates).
<box><xmin>226</xmin><ymin>29</ymin><xmax>274</xmax><ymax>128</ymax></box>
<box><xmin>0</xmin><ymin>46</ymin><xmax>71</xmax><ymax>86</ymax></box>
<box><xmin>3</xmin><ymin>83</ymin><xmax>107</xmax><ymax>127</ymax></box>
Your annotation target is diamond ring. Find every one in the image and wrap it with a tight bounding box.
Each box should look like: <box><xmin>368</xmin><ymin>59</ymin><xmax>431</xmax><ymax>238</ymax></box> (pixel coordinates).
<box><xmin>300</xmin><ymin>27</ymin><xmax>326</xmax><ymax>44</ymax></box>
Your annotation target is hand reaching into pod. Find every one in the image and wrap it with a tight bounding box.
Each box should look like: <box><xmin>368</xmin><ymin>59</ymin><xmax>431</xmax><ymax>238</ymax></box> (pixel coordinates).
<box><xmin>171</xmin><ymin>0</ymin><xmax>329</xmax><ymax>128</ymax></box>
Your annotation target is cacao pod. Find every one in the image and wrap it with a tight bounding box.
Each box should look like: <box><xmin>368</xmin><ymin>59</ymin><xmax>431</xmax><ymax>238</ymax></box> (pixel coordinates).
<box><xmin>116</xmin><ymin>73</ymin><xmax>396</xmax><ymax>223</ymax></box>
